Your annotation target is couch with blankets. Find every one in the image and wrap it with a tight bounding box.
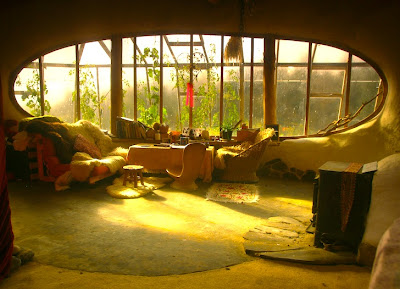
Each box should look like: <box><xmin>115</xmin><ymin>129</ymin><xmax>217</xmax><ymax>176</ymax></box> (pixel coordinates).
<box><xmin>13</xmin><ymin>116</ymin><xmax>127</xmax><ymax>190</ymax></box>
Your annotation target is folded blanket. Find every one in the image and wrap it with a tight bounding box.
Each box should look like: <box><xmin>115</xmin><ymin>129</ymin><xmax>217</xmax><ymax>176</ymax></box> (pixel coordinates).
<box><xmin>70</xmin><ymin>152</ymin><xmax>125</xmax><ymax>182</ymax></box>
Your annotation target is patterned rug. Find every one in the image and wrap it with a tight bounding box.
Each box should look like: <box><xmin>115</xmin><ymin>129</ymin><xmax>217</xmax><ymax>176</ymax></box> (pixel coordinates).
<box><xmin>206</xmin><ymin>183</ymin><xmax>259</xmax><ymax>203</ymax></box>
<box><xmin>106</xmin><ymin>175</ymin><xmax>173</xmax><ymax>199</ymax></box>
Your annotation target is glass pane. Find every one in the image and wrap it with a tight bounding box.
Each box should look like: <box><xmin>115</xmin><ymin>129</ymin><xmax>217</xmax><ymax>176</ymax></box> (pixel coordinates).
<box><xmin>276</xmin><ymin>67</ymin><xmax>307</xmax><ymax>136</ymax></box>
<box><xmin>311</xmin><ymin>70</ymin><xmax>345</xmax><ymax>95</ymax></box>
<box><xmin>14</xmin><ymin>60</ymin><xmax>42</xmax><ymax>116</ymax></box>
<box><xmin>203</xmin><ymin>35</ymin><xmax>222</xmax><ymax>64</ymax></box>
<box><xmin>80</xmin><ymin>40</ymin><xmax>111</xmax><ymax>65</ymax></box>
<box><xmin>277</xmin><ymin>40</ymin><xmax>309</xmax><ymax>63</ymax></box>
<box><xmin>308</xmin><ymin>97</ymin><xmax>341</xmax><ymax>135</ymax></box>
<box><xmin>164</xmin><ymin>34</ymin><xmax>190</xmax><ymax>65</ymax></box>
<box><xmin>253</xmin><ymin>38</ymin><xmax>264</xmax><ymax>63</ymax></box>
<box><xmin>167</xmin><ymin>34</ymin><xmax>190</xmax><ymax>42</ymax></box>
<box><xmin>223</xmin><ymin>66</ymin><xmax>240</xmax><ymax>129</ymax></box>
<box><xmin>313</xmin><ymin>44</ymin><xmax>348</xmax><ymax>63</ymax></box>
<box><xmin>242</xmin><ymin>37</ymin><xmax>252</xmax><ymax>63</ymax></box>
<box><xmin>192</xmin><ymin>65</ymin><xmax>220</xmax><ymax>135</ymax></box>
<box><xmin>348</xmin><ymin>59</ymin><xmax>381</xmax><ymax>125</ymax></box>
<box><xmin>193</xmin><ymin>34</ymin><xmax>207</xmax><ymax>64</ymax></box>
<box><xmin>78</xmin><ymin>40</ymin><xmax>111</xmax><ymax>130</ymax></box>
<box><xmin>163</xmin><ymin>67</ymin><xmax>181</xmax><ymax>131</ymax></box>
<box><xmin>136</xmin><ymin>36</ymin><xmax>161</xmax><ymax>126</ymax></box>
<box><xmin>122</xmin><ymin>37</ymin><xmax>135</xmax><ymax>119</ymax></box>
<box><xmin>243</xmin><ymin>66</ymin><xmax>250</xmax><ymax>127</ymax></box>
<box><xmin>252</xmin><ymin>67</ymin><xmax>264</xmax><ymax>129</ymax></box>
<box><xmin>44</xmin><ymin>46</ymin><xmax>75</xmax><ymax>123</ymax></box>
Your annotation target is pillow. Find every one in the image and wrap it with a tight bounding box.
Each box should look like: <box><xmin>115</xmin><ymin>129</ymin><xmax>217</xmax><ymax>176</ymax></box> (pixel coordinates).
<box><xmin>74</xmin><ymin>134</ymin><xmax>102</xmax><ymax>159</ymax></box>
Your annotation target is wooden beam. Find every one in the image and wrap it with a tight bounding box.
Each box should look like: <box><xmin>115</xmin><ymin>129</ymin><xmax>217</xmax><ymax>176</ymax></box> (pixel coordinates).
<box><xmin>344</xmin><ymin>53</ymin><xmax>352</xmax><ymax>125</ymax></box>
<box><xmin>75</xmin><ymin>44</ymin><xmax>81</xmax><ymax>121</ymax></box>
<box><xmin>263</xmin><ymin>35</ymin><xmax>276</xmax><ymax>126</ymax></box>
<box><xmin>189</xmin><ymin>34</ymin><xmax>193</xmax><ymax>128</ymax></box>
<box><xmin>39</xmin><ymin>56</ymin><xmax>45</xmax><ymax>116</ymax></box>
<box><xmin>133</xmin><ymin>37</ymin><xmax>137</xmax><ymax>120</ymax></box>
<box><xmin>111</xmin><ymin>36</ymin><xmax>122</xmax><ymax>135</ymax></box>
<box><xmin>78</xmin><ymin>43</ymin><xmax>85</xmax><ymax>63</ymax></box>
<box><xmin>167</xmin><ymin>41</ymin><xmax>203</xmax><ymax>46</ymax></box>
<box><xmin>160</xmin><ymin>35</ymin><xmax>164</xmax><ymax>124</ymax></box>
<box><xmin>199</xmin><ymin>35</ymin><xmax>210</xmax><ymax>63</ymax></box>
<box><xmin>220</xmin><ymin>36</ymin><xmax>224</xmax><ymax>128</ymax></box>
<box><xmin>249</xmin><ymin>37</ymin><xmax>254</xmax><ymax>128</ymax></box>
<box><xmin>304</xmin><ymin>43</ymin><xmax>312</xmax><ymax>136</ymax></box>
<box><xmin>96</xmin><ymin>67</ymin><xmax>101</xmax><ymax>127</ymax></box>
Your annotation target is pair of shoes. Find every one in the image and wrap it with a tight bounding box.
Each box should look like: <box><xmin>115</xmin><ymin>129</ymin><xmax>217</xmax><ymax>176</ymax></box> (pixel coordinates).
<box><xmin>14</xmin><ymin>248</ymin><xmax>34</xmax><ymax>265</ymax></box>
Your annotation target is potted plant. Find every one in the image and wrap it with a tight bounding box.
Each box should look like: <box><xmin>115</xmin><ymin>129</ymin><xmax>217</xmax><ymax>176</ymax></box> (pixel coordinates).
<box><xmin>220</xmin><ymin>124</ymin><xmax>233</xmax><ymax>141</ymax></box>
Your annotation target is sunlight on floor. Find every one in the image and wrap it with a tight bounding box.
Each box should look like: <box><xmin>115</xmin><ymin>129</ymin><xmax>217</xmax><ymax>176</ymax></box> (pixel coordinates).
<box><xmin>273</xmin><ymin>197</ymin><xmax>312</xmax><ymax>208</ymax></box>
<box><xmin>96</xmin><ymin>189</ymin><xmax>273</xmax><ymax>240</ymax></box>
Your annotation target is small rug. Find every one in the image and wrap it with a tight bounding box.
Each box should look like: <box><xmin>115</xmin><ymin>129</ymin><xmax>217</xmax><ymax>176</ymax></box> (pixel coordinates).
<box><xmin>206</xmin><ymin>183</ymin><xmax>259</xmax><ymax>203</ymax></box>
<box><xmin>106</xmin><ymin>175</ymin><xmax>173</xmax><ymax>199</ymax></box>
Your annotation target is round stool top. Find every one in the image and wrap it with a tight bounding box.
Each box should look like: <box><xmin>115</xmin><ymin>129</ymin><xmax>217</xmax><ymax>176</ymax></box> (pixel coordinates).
<box><xmin>123</xmin><ymin>165</ymin><xmax>144</xmax><ymax>170</ymax></box>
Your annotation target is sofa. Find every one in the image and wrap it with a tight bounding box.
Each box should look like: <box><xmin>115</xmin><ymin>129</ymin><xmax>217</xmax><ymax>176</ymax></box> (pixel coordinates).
<box><xmin>13</xmin><ymin>116</ymin><xmax>127</xmax><ymax>190</ymax></box>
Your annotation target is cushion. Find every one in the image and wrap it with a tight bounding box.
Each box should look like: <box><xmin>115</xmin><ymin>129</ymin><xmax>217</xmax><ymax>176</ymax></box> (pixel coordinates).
<box><xmin>237</xmin><ymin>128</ymin><xmax>260</xmax><ymax>142</ymax></box>
<box><xmin>74</xmin><ymin>134</ymin><xmax>102</xmax><ymax>159</ymax></box>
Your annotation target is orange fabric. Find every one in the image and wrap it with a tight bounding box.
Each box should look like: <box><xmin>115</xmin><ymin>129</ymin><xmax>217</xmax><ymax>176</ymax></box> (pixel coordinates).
<box><xmin>41</xmin><ymin>137</ymin><xmax>70</xmax><ymax>177</ymax></box>
<box><xmin>91</xmin><ymin>165</ymin><xmax>110</xmax><ymax>177</ymax></box>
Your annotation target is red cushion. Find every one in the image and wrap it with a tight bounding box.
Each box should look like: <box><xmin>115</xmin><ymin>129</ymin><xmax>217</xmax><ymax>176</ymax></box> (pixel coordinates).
<box><xmin>41</xmin><ymin>137</ymin><xmax>70</xmax><ymax>177</ymax></box>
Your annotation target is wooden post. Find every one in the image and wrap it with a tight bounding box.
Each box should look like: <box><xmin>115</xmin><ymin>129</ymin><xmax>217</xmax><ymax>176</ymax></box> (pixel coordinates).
<box><xmin>39</xmin><ymin>56</ymin><xmax>45</xmax><ymax>116</ymax></box>
<box><xmin>304</xmin><ymin>43</ymin><xmax>312</xmax><ymax>135</ymax></box>
<box><xmin>249</xmin><ymin>37</ymin><xmax>254</xmax><ymax>128</ymax></box>
<box><xmin>263</xmin><ymin>36</ymin><xmax>276</xmax><ymax>126</ymax></box>
<box><xmin>133</xmin><ymin>37</ymin><xmax>137</xmax><ymax>121</ymax></box>
<box><xmin>111</xmin><ymin>36</ymin><xmax>122</xmax><ymax>135</ymax></box>
<box><xmin>239</xmin><ymin>38</ymin><xmax>244</xmax><ymax>123</ymax></box>
<box><xmin>189</xmin><ymin>34</ymin><xmax>193</xmax><ymax>128</ymax></box>
<box><xmin>220</xmin><ymin>36</ymin><xmax>224</xmax><ymax>128</ymax></box>
<box><xmin>75</xmin><ymin>44</ymin><xmax>81</xmax><ymax>121</ymax></box>
<box><xmin>344</xmin><ymin>54</ymin><xmax>352</xmax><ymax>123</ymax></box>
<box><xmin>160</xmin><ymin>35</ymin><xmax>164</xmax><ymax>124</ymax></box>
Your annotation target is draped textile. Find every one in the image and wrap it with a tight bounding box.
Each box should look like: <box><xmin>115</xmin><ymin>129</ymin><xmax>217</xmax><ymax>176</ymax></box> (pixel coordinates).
<box><xmin>340</xmin><ymin>162</ymin><xmax>363</xmax><ymax>232</ymax></box>
<box><xmin>0</xmin><ymin>76</ymin><xmax>14</xmax><ymax>280</ymax></box>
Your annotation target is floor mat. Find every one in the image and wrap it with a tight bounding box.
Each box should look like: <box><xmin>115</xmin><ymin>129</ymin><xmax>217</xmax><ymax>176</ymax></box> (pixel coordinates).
<box><xmin>206</xmin><ymin>183</ymin><xmax>259</xmax><ymax>203</ymax></box>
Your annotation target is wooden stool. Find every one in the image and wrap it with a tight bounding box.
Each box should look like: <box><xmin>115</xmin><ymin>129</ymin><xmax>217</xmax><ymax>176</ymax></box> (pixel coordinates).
<box><xmin>123</xmin><ymin>165</ymin><xmax>145</xmax><ymax>188</ymax></box>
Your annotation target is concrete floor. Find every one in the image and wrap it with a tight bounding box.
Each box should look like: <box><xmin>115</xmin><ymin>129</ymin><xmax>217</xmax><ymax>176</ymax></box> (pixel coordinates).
<box><xmin>1</xmin><ymin>175</ymin><xmax>371</xmax><ymax>288</ymax></box>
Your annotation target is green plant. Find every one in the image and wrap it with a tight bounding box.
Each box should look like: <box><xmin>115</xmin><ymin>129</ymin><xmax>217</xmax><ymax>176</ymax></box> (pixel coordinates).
<box><xmin>171</xmin><ymin>46</ymin><xmax>220</xmax><ymax>133</ymax></box>
<box><xmin>70</xmin><ymin>66</ymin><xmax>107</xmax><ymax>126</ymax></box>
<box><xmin>137</xmin><ymin>47</ymin><xmax>167</xmax><ymax>126</ymax></box>
<box><xmin>18</xmin><ymin>69</ymin><xmax>50</xmax><ymax>116</ymax></box>
<box><xmin>222</xmin><ymin>69</ymin><xmax>240</xmax><ymax>129</ymax></box>
<box><xmin>122</xmin><ymin>71</ymin><xmax>130</xmax><ymax>117</ymax></box>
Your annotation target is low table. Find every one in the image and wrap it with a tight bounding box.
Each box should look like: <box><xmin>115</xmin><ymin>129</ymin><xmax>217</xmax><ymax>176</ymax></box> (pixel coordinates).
<box><xmin>127</xmin><ymin>144</ymin><xmax>214</xmax><ymax>182</ymax></box>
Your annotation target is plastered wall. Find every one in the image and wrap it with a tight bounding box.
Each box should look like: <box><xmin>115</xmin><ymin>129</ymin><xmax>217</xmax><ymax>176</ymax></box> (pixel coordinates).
<box><xmin>1</xmin><ymin>0</ymin><xmax>400</xmax><ymax>264</ymax></box>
